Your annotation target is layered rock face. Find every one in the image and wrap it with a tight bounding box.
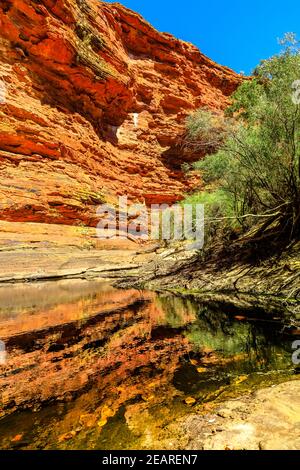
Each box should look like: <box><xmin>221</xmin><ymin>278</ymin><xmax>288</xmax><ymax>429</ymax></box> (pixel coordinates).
<box><xmin>0</xmin><ymin>0</ymin><xmax>243</xmax><ymax>226</ymax></box>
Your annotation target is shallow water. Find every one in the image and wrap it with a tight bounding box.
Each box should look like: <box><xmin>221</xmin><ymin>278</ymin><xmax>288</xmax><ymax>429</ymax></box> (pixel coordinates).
<box><xmin>0</xmin><ymin>279</ymin><xmax>298</xmax><ymax>450</ymax></box>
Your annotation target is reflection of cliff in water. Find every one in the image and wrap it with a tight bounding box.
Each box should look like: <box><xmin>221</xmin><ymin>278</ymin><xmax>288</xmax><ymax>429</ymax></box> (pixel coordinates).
<box><xmin>0</xmin><ymin>281</ymin><xmax>296</xmax><ymax>449</ymax></box>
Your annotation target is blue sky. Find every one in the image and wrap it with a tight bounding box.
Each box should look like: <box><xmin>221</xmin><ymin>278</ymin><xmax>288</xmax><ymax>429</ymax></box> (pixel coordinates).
<box><xmin>102</xmin><ymin>0</ymin><xmax>300</xmax><ymax>74</ymax></box>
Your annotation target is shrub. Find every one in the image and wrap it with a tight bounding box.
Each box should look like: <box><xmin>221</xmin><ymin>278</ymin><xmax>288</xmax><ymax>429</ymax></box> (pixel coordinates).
<box><xmin>185</xmin><ymin>108</ymin><xmax>232</xmax><ymax>153</ymax></box>
<box><xmin>182</xmin><ymin>189</ymin><xmax>239</xmax><ymax>245</ymax></box>
<box><xmin>186</xmin><ymin>34</ymin><xmax>300</xmax><ymax>248</ymax></box>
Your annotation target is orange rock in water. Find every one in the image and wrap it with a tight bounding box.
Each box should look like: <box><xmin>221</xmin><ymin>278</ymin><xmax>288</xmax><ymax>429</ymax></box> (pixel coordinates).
<box><xmin>234</xmin><ymin>375</ymin><xmax>248</xmax><ymax>385</ymax></box>
<box><xmin>234</xmin><ymin>316</ymin><xmax>247</xmax><ymax>321</ymax></box>
<box><xmin>0</xmin><ymin>0</ymin><xmax>244</xmax><ymax>226</ymax></box>
<box><xmin>11</xmin><ymin>434</ymin><xmax>23</xmax><ymax>442</ymax></box>
<box><xmin>185</xmin><ymin>396</ymin><xmax>196</xmax><ymax>405</ymax></box>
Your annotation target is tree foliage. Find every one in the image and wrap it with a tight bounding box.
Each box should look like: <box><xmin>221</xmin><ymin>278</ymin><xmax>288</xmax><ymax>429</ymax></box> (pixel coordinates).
<box><xmin>185</xmin><ymin>34</ymin><xmax>300</xmax><ymax>251</ymax></box>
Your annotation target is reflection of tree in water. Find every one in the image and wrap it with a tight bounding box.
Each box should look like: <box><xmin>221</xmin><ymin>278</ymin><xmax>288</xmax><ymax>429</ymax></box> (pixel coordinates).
<box><xmin>174</xmin><ymin>302</ymin><xmax>292</xmax><ymax>373</ymax></box>
<box><xmin>186</xmin><ymin>316</ymin><xmax>253</xmax><ymax>356</ymax></box>
<box><xmin>154</xmin><ymin>295</ymin><xmax>197</xmax><ymax>328</ymax></box>
<box><xmin>153</xmin><ymin>295</ymin><xmax>291</xmax><ymax>374</ymax></box>
<box><xmin>171</xmin><ymin>300</ymin><xmax>293</xmax><ymax>403</ymax></box>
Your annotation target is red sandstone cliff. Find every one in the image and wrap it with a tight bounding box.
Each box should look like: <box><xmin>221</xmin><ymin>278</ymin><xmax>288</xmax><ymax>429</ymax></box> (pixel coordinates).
<box><xmin>0</xmin><ymin>0</ymin><xmax>243</xmax><ymax>226</ymax></box>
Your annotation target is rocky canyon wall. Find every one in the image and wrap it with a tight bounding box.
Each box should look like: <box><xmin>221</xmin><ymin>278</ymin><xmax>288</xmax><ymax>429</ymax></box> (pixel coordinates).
<box><xmin>0</xmin><ymin>0</ymin><xmax>243</xmax><ymax>226</ymax></box>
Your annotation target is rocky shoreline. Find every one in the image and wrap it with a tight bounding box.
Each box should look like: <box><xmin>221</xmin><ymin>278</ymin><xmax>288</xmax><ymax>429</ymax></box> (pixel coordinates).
<box><xmin>171</xmin><ymin>380</ymin><xmax>300</xmax><ymax>450</ymax></box>
<box><xmin>0</xmin><ymin>223</ymin><xmax>299</xmax><ymax>322</ymax></box>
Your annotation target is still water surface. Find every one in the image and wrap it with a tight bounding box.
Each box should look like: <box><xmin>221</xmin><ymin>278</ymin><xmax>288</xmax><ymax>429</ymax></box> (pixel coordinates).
<box><xmin>0</xmin><ymin>279</ymin><xmax>297</xmax><ymax>449</ymax></box>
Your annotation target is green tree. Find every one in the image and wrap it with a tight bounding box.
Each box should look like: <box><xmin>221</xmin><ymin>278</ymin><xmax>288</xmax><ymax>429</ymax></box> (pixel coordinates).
<box><xmin>185</xmin><ymin>34</ymin><xmax>300</xmax><ymax>249</ymax></box>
